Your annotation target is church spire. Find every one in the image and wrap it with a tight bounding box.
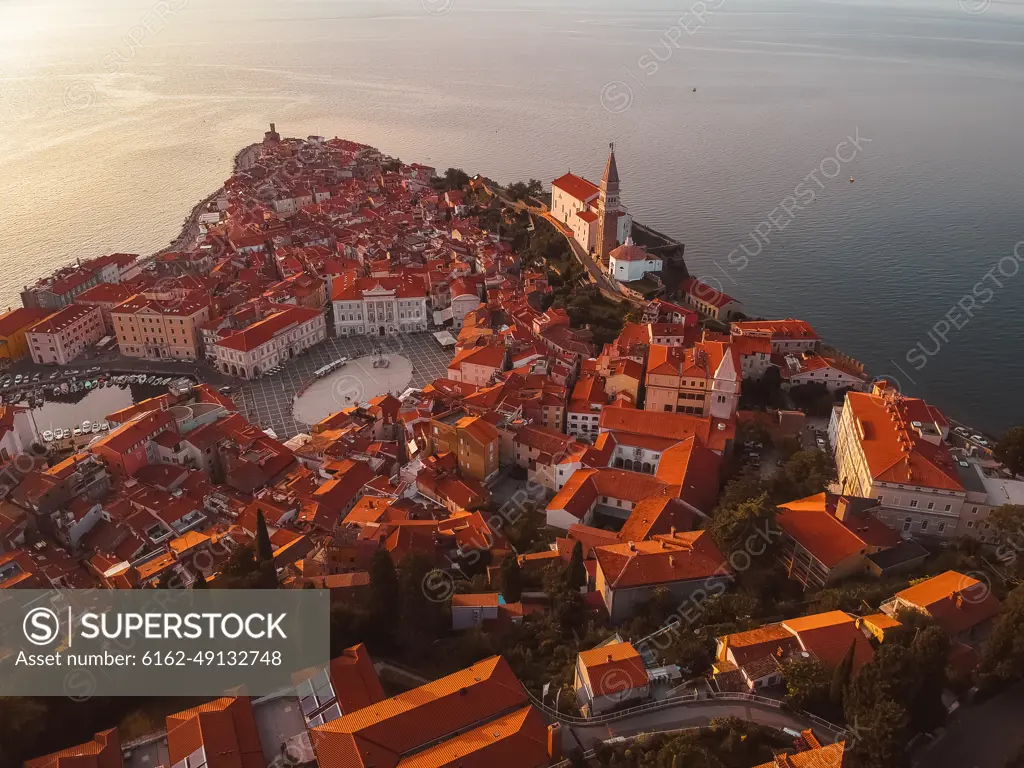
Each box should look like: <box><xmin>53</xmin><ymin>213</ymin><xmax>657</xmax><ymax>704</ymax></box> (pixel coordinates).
<box><xmin>602</xmin><ymin>142</ymin><xmax>619</xmax><ymax>185</ymax></box>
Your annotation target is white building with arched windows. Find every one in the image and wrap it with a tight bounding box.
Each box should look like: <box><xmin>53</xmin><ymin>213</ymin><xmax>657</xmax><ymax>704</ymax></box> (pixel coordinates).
<box><xmin>331</xmin><ymin>275</ymin><xmax>429</xmax><ymax>336</ymax></box>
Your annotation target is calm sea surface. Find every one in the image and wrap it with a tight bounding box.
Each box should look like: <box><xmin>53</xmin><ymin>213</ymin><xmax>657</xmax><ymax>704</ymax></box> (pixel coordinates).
<box><xmin>1</xmin><ymin>0</ymin><xmax>1022</xmax><ymax>433</ymax></box>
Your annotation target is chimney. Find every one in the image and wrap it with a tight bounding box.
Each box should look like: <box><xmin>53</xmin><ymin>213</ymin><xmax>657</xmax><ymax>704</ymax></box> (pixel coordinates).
<box><xmin>607</xmin><ymin>653</ymin><xmax>613</xmax><ymax>662</ymax></box>
<box><xmin>547</xmin><ymin>723</ymin><xmax>562</xmax><ymax>763</ymax></box>
<box><xmin>270</xmin><ymin>122</ymin><xmax>276</xmax><ymax>133</ymax></box>
<box><xmin>669</xmin><ymin>526</ymin><xmax>676</xmax><ymax>536</ymax></box>
<box><xmin>955</xmin><ymin>591</ymin><xmax>965</xmax><ymax>610</ymax></box>
<box><xmin>628</xmin><ymin>540</ymin><xmax>635</xmax><ymax>551</ymax></box>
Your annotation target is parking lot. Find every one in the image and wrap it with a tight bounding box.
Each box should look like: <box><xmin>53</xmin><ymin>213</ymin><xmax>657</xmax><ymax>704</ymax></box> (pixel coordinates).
<box><xmin>238</xmin><ymin>332</ymin><xmax>453</xmax><ymax>439</ymax></box>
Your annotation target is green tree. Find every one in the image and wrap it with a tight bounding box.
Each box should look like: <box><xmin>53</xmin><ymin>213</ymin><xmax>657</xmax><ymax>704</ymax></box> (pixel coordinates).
<box><xmin>397</xmin><ymin>553</ymin><xmax>448</xmax><ymax>654</ymax></box>
<box><xmin>193</xmin><ymin>571</ymin><xmax>208</xmax><ymax>589</ymax></box>
<box><xmin>0</xmin><ymin>697</ymin><xmax>47</xmax><ymax>768</ymax></box>
<box><xmin>708</xmin><ymin>492</ymin><xmax>778</xmax><ymax>554</ymax></box>
<box><xmin>554</xmin><ymin>587</ymin><xmax>586</xmax><ymax>635</ymax></box>
<box><xmin>783</xmin><ymin>658</ymin><xmax>830</xmax><ymax>713</ymax></box>
<box><xmin>987</xmin><ymin>504</ymin><xmax>1024</xmax><ymax>574</ymax></box>
<box><xmin>255</xmin><ymin>509</ymin><xmax>273</xmax><ymax>563</ymax></box>
<box><xmin>979</xmin><ymin>584</ymin><xmax>1024</xmax><ymax>690</ymax></box>
<box><xmin>443</xmin><ymin>167</ymin><xmax>470</xmax><ymax>190</ymax></box>
<box><xmin>367</xmin><ymin>549</ymin><xmax>401</xmax><ymax>646</ymax></box>
<box><xmin>830</xmin><ymin>640</ymin><xmax>856</xmax><ymax>709</ymax></box>
<box><xmin>847</xmin><ymin>697</ymin><xmax>911</xmax><ymax>768</ymax></box>
<box><xmin>770</xmin><ymin>449</ymin><xmax>836</xmax><ymax>502</ymax></box>
<box><xmin>905</xmin><ymin>624</ymin><xmax>951</xmax><ymax>734</ymax></box>
<box><xmin>845</xmin><ymin>624</ymin><xmax>950</xmax><ymax>764</ymax></box>
<box><xmin>500</xmin><ymin>554</ymin><xmax>523</xmax><ymax>603</ymax></box>
<box><xmin>994</xmin><ymin>426</ymin><xmax>1024</xmax><ymax>478</ymax></box>
<box><xmin>716</xmin><ymin>470</ymin><xmax>767</xmax><ymax>510</ymax></box>
<box><xmin>567</xmin><ymin>540</ymin><xmax>587</xmax><ymax>590</ymax></box>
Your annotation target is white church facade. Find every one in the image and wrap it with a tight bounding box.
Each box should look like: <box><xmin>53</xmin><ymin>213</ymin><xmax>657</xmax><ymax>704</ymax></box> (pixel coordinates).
<box><xmin>550</xmin><ymin>148</ymin><xmax>632</xmax><ymax>257</ymax></box>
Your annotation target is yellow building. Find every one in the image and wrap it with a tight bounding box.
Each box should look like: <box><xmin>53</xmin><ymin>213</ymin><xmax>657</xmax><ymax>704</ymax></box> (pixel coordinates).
<box><xmin>0</xmin><ymin>308</ymin><xmax>53</xmax><ymax>361</ymax></box>
<box><xmin>429</xmin><ymin>408</ymin><xmax>500</xmax><ymax>484</ymax></box>
<box><xmin>112</xmin><ymin>292</ymin><xmax>211</xmax><ymax>361</ymax></box>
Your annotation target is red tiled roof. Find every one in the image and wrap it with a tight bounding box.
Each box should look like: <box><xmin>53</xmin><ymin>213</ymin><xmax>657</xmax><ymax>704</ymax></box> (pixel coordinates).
<box><xmin>844</xmin><ymin>391</ymin><xmax>963</xmax><ymax>491</ymax></box>
<box><xmin>166</xmin><ymin>697</ymin><xmax>264</xmax><ymax>768</ymax></box>
<box><xmin>578</xmin><ymin>641</ymin><xmax>649</xmax><ymax>696</ymax></box>
<box><xmin>112</xmin><ymin>293</ymin><xmax>210</xmax><ymax>318</ymax></box>
<box><xmin>331</xmin><ymin>273</ymin><xmax>427</xmax><ymax>302</ymax></box>
<box><xmin>328</xmin><ymin>644</ymin><xmax>386</xmax><ymax>715</ymax></box>
<box><xmin>25</xmin><ymin>304</ymin><xmax>101</xmax><ymax>335</ymax></box>
<box><xmin>752</xmin><ymin>742</ymin><xmax>847</xmax><ymax>768</ymax></box>
<box><xmin>609</xmin><ymin>241</ymin><xmax>652</xmax><ymax>263</ymax></box>
<box><xmin>895</xmin><ymin>571</ymin><xmax>1002</xmax><ymax>635</ymax></box>
<box><xmin>595</xmin><ymin>531</ymin><xmax>728</xmax><ymax>589</ymax></box>
<box><xmin>781</xmin><ymin>611</ymin><xmax>874</xmax><ymax>671</ymax></box>
<box><xmin>216</xmin><ymin>305</ymin><xmax>322</xmax><ymax>352</ymax></box>
<box><xmin>599</xmin><ymin>407</ymin><xmax>724</xmax><ymax>446</ymax></box>
<box><xmin>311</xmin><ymin>656</ymin><xmax>527</xmax><ymax>768</ymax></box>
<box><xmin>0</xmin><ymin>307</ymin><xmax>52</xmax><ymax>337</ymax></box>
<box><xmin>551</xmin><ymin>173</ymin><xmax>599</xmax><ymax>202</ymax></box>
<box><xmin>731</xmin><ymin>318</ymin><xmax>819</xmax><ymax>341</ymax></box>
<box><xmin>396</xmin><ymin>706</ymin><xmax>550</xmax><ymax>768</ymax></box>
<box><xmin>24</xmin><ymin>729</ymin><xmax>121</xmax><ymax>768</ymax></box>
<box><xmin>776</xmin><ymin>493</ymin><xmax>900</xmax><ymax>568</ymax></box>
<box><xmin>682</xmin><ymin>277</ymin><xmax>739</xmax><ymax>309</ymax></box>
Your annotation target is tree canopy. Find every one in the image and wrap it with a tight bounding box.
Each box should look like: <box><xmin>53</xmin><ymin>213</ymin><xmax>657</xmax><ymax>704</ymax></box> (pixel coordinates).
<box><xmin>442</xmin><ymin>167</ymin><xmax>470</xmax><ymax>190</ymax></box>
<box><xmin>979</xmin><ymin>584</ymin><xmax>1024</xmax><ymax>691</ymax></box>
<box><xmin>994</xmin><ymin>426</ymin><xmax>1024</xmax><ymax>478</ymax></box>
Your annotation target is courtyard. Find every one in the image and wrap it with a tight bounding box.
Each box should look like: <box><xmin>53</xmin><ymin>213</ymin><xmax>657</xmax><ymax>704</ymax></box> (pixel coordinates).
<box><xmin>237</xmin><ymin>332</ymin><xmax>452</xmax><ymax>439</ymax></box>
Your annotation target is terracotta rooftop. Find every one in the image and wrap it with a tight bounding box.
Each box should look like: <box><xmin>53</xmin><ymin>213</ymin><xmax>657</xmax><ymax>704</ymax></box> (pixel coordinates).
<box><xmin>551</xmin><ymin>172</ymin><xmax>599</xmax><ymax>202</ymax></box>
<box><xmin>311</xmin><ymin>656</ymin><xmax>528</xmax><ymax>768</ymax></box>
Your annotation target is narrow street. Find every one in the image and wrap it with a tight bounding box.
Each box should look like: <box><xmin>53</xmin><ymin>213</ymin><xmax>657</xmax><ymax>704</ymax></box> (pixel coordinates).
<box><xmin>565</xmin><ymin>699</ymin><xmax>842</xmax><ymax>754</ymax></box>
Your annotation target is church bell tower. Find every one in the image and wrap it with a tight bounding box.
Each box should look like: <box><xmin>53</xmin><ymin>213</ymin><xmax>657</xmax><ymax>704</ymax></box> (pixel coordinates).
<box><xmin>596</xmin><ymin>143</ymin><xmax>621</xmax><ymax>266</ymax></box>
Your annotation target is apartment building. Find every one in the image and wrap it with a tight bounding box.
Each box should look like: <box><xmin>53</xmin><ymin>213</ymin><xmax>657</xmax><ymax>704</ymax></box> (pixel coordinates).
<box><xmin>112</xmin><ymin>293</ymin><xmax>212</xmax><ymax>361</ymax></box>
<box><xmin>214</xmin><ymin>305</ymin><xmax>326</xmax><ymax>379</ymax></box>
<box><xmin>25</xmin><ymin>304</ymin><xmax>105</xmax><ymax>365</ymax></box>
<box><xmin>643</xmin><ymin>341</ymin><xmax>741</xmax><ymax>419</ymax></box>
<box><xmin>833</xmin><ymin>386</ymin><xmax>968</xmax><ymax>539</ymax></box>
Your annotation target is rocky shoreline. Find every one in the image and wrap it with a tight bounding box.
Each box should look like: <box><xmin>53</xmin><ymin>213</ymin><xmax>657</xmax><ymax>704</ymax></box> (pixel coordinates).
<box><xmin>149</xmin><ymin>142</ymin><xmax>261</xmax><ymax>260</ymax></box>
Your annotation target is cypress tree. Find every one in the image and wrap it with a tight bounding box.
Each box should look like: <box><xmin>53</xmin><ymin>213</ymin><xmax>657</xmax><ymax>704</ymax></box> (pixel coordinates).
<box><xmin>501</xmin><ymin>554</ymin><xmax>523</xmax><ymax>603</ymax></box>
<box><xmin>567</xmin><ymin>540</ymin><xmax>587</xmax><ymax>590</ymax></box>
<box><xmin>255</xmin><ymin>509</ymin><xmax>273</xmax><ymax>563</ymax></box>
<box><xmin>830</xmin><ymin>639</ymin><xmax>856</xmax><ymax>707</ymax></box>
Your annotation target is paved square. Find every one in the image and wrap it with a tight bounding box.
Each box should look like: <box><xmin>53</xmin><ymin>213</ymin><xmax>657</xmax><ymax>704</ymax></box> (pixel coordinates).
<box><xmin>237</xmin><ymin>332</ymin><xmax>452</xmax><ymax>439</ymax></box>
<box><xmin>293</xmin><ymin>354</ymin><xmax>413</xmax><ymax>425</ymax></box>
